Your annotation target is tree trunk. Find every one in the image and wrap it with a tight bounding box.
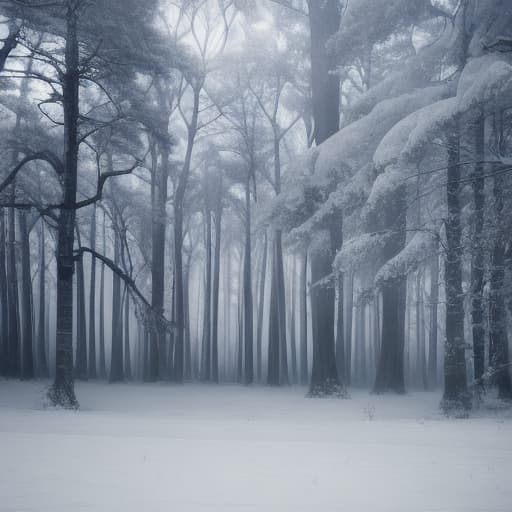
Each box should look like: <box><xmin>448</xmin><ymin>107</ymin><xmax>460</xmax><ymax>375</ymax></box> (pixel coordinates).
<box><xmin>309</xmin><ymin>240</ymin><xmax>342</xmax><ymax>396</ymax></box>
<box><xmin>201</xmin><ymin>207</ymin><xmax>212</xmax><ymax>380</ymax></box>
<box><xmin>289</xmin><ymin>256</ymin><xmax>297</xmax><ymax>384</ymax></box>
<box><xmin>373</xmin><ymin>186</ymin><xmax>407</xmax><ymax>394</ymax></box>
<box><xmin>124</xmin><ymin>286</ymin><xmax>132</xmax><ymax>380</ymax></box>
<box><xmin>149</xmin><ymin>140</ymin><xmax>169</xmax><ymax>381</ymax></box>
<box><xmin>48</xmin><ymin>4</ymin><xmax>80</xmax><ymax>407</ymax></box>
<box><xmin>267</xmin><ymin>237</ymin><xmax>281</xmax><ymax>386</ymax></box>
<box><xmin>489</xmin><ymin>157</ymin><xmax>512</xmax><ymax>399</ymax></box>
<box><xmin>88</xmin><ymin>205</ymin><xmax>97</xmax><ymax>379</ymax></box>
<box><xmin>212</xmin><ymin>186</ymin><xmax>222</xmax><ymax>383</ymax></box>
<box><xmin>256</xmin><ymin>233</ymin><xmax>267</xmax><ymax>382</ymax></box>
<box><xmin>441</xmin><ymin>129</ymin><xmax>470</xmax><ymax>414</ymax></box>
<box><xmin>98</xmin><ymin>213</ymin><xmax>106</xmax><ymax>379</ymax></box>
<box><xmin>6</xmin><ymin>203</ymin><xmax>20</xmax><ymax>378</ymax></box>
<box><xmin>299</xmin><ymin>251</ymin><xmax>308</xmax><ymax>384</ymax></box>
<box><xmin>74</xmin><ymin>253</ymin><xmax>88</xmax><ymax>380</ymax></box>
<box><xmin>428</xmin><ymin>241</ymin><xmax>439</xmax><ymax>389</ymax></box>
<box><xmin>243</xmin><ymin>176</ymin><xmax>253</xmax><ymax>384</ymax></box>
<box><xmin>471</xmin><ymin>115</ymin><xmax>486</xmax><ymax>383</ymax></box>
<box><xmin>19</xmin><ymin>211</ymin><xmax>34</xmax><ymax>379</ymax></box>
<box><xmin>345</xmin><ymin>273</ymin><xmax>354</xmax><ymax>385</ymax></box>
<box><xmin>0</xmin><ymin>210</ymin><xmax>8</xmax><ymax>376</ymax></box>
<box><xmin>416</xmin><ymin>269</ymin><xmax>427</xmax><ymax>390</ymax></box>
<box><xmin>109</xmin><ymin>214</ymin><xmax>124</xmax><ymax>383</ymax></box>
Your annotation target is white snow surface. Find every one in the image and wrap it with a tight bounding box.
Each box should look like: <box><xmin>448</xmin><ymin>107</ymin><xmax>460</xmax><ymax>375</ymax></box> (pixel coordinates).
<box><xmin>1</xmin><ymin>380</ymin><xmax>512</xmax><ymax>512</ymax></box>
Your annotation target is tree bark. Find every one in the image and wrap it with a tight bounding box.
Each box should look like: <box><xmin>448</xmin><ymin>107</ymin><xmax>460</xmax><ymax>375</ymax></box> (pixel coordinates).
<box><xmin>428</xmin><ymin>242</ymin><xmax>439</xmax><ymax>389</ymax></box>
<box><xmin>441</xmin><ymin>129</ymin><xmax>470</xmax><ymax>414</ymax></box>
<box><xmin>373</xmin><ymin>186</ymin><xmax>407</xmax><ymax>394</ymax></box>
<box><xmin>19</xmin><ymin>211</ymin><xmax>34</xmax><ymax>379</ymax></box>
<box><xmin>48</xmin><ymin>3</ymin><xmax>80</xmax><ymax>407</ymax></box>
<box><xmin>6</xmin><ymin>202</ymin><xmax>20</xmax><ymax>377</ymax></box>
<box><xmin>88</xmin><ymin>205</ymin><xmax>97</xmax><ymax>378</ymax></box>
<box><xmin>243</xmin><ymin>175</ymin><xmax>253</xmax><ymax>384</ymax></box>
<box><xmin>98</xmin><ymin>211</ymin><xmax>106</xmax><ymax>380</ymax></box>
<box><xmin>0</xmin><ymin>210</ymin><xmax>8</xmax><ymax>376</ymax></box>
<box><xmin>471</xmin><ymin>115</ymin><xmax>486</xmax><ymax>383</ymax></box>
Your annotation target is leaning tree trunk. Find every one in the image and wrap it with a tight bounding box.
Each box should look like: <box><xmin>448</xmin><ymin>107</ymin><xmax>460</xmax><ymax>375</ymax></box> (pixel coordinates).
<box><xmin>19</xmin><ymin>211</ymin><xmax>34</xmax><ymax>379</ymax></box>
<box><xmin>48</xmin><ymin>4</ymin><xmax>80</xmax><ymax>408</ymax></box>
<box><xmin>441</xmin><ymin>128</ymin><xmax>470</xmax><ymax>414</ymax></box>
<box><xmin>471</xmin><ymin>115</ymin><xmax>486</xmax><ymax>383</ymax></box>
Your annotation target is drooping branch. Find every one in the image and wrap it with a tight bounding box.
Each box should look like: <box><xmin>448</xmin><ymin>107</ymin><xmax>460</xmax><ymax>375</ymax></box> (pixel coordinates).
<box><xmin>0</xmin><ymin>151</ymin><xmax>64</xmax><ymax>194</ymax></box>
<box><xmin>74</xmin><ymin>246</ymin><xmax>176</xmax><ymax>332</ymax></box>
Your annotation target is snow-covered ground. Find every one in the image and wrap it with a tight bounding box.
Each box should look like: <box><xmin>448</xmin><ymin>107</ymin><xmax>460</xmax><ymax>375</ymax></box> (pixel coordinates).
<box><xmin>1</xmin><ymin>381</ymin><xmax>511</xmax><ymax>512</ymax></box>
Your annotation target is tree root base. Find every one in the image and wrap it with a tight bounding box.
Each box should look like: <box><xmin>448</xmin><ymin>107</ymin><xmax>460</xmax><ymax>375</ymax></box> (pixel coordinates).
<box><xmin>307</xmin><ymin>378</ymin><xmax>348</xmax><ymax>398</ymax></box>
<box><xmin>46</xmin><ymin>384</ymin><xmax>79</xmax><ymax>410</ymax></box>
<box><xmin>440</xmin><ymin>393</ymin><xmax>471</xmax><ymax>418</ymax></box>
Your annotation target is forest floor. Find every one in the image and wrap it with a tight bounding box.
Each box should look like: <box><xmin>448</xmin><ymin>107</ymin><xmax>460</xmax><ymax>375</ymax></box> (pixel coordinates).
<box><xmin>1</xmin><ymin>380</ymin><xmax>511</xmax><ymax>512</ymax></box>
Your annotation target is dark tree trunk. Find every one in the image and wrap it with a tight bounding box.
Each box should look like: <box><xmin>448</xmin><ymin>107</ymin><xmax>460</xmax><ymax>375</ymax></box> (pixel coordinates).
<box><xmin>256</xmin><ymin>232</ymin><xmax>267</xmax><ymax>382</ymax></box>
<box><xmin>212</xmin><ymin>187</ymin><xmax>222</xmax><ymax>383</ymax></box>
<box><xmin>201</xmin><ymin>207</ymin><xmax>212</xmax><ymax>381</ymax></box>
<box><xmin>109</xmin><ymin>217</ymin><xmax>124</xmax><ymax>382</ymax></box>
<box><xmin>306</xmin><ymin>1</ymin><xmax>343</xmax><ymax>395</ymax></box>
<box><xmin>6</xmin><ymin>203</ymin><xmax>20</xmax><ymax>377</ymax></box>
<box><xmin>289</xmin><ymin>256</ymin><xmax>297</xmax><ymax>384</ymax></box>
<box><xmin>345</xmin><ymin>273</ymin><xmax>354</xmax><ymax>385</ymax></box>
<box><xmin>75</xmin><ymin>254</ymin><xmax>88</xmax><ymax>380</ymax></box>
<box><xmin>299</xmin><ymin>251</ymin><xmax>308</xmax><ymax>384</ymax></box>
<box><xmin>267</xmin><ymin>238</ymin><xmax>281</xmax><ymax>386</ymax></box>
<box><xmin>373</xmin><ymin>186</ymin><xmax>407</xmax><ymax>394</ymax></box>
<box><xmin>88</xmin><ymin>205</ymin><xmax>97</xmax><ymax>379</ymax></box>
<box><xmin>471</xmin><ymin>115</ymin><xmax>486</xmax><ymax>383</ymax></box>
<box><xmin>98</xmin><ymin>213</ymin><xmax>106</xmax><ymax>379</ymax></box>
<box><xmin>48</xmin><ymin>4</ymin><xmax>80</xmax><ymax>408</ymax></box>
<box><xmin>335</xmin><ymin>273</ymin><xmax>345</xmax><ymax>384</ymax></box>
<box><xmin>184</xmin><ymin>255</ymin><xmax>192</xmax><ymax>380</ymax></box>
<box><xmin>428</xmin><ymin>241</ymin><xmax>439</xmax><ymax>389</ymax></box>
<box><xmin>36</xmin><ymin>220</ymin><xmax>49</xmax><ymax>378</ymax></box>
<box><xmin>149</xmin><ymin>140</ymin><xmax>169</xmax><ymax>381</ymax></box>
<box><xmin>19</xmin><ymin>211</ymin><xmax>34</xmax><ymax>379</ymax></box>
<box><xmin>243</xmin><ymin>176</ymin><xmax>253</xmax><ymax>385</ymax></box>
<box><xmin>124</xmin><ymin>287</ymin><xmax>132</xmax><ymax>380</ymax></box>
<box><xmin>173</xmin><ymin>87</ymin><xmax>199</xmax><ymax>383</ymax></box>
<box><xmin>0</xmin><ymin>210</ymin><xmax>8</xmax><ymax>376</ymax></box>
<box><xmin>489</xmin><ymin>158</ymin><xmax>512</xmax><ymax>399</ymax></box>
<box><xmin>441</xmin><ymin>129</ymin><xmax>470</xmax><ymax>414</ymax></box>
<box><xmin>309</xmin><ymin>240</ymin><xmax>342</xmax><ymax>396</ymax></box>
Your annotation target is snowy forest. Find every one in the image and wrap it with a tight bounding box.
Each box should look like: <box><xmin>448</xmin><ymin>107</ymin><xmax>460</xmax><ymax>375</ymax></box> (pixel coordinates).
<box><xmin>1</xmin><ymin>1</ymin><xmax>512</xmax><ymax>510</ymax></box>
